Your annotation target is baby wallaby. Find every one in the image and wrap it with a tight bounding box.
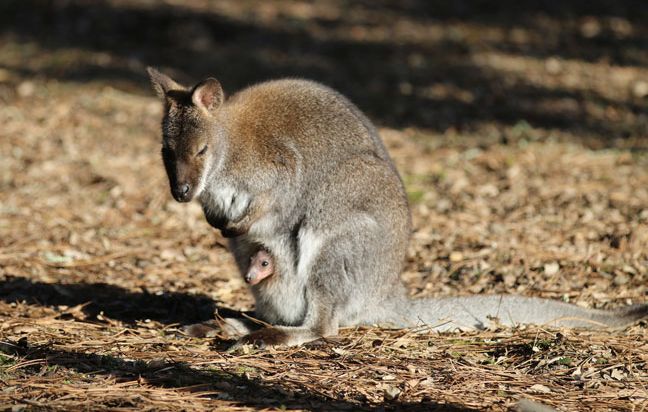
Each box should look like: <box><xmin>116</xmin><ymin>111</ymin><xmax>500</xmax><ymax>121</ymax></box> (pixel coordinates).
<box><xmin>148</xmin><ymin>67</ymin><xmax>647</xmax><ymax>348</ymax></box>
<box><xmin>245</xmin><ymin>249</ymin><xmax>274</xmax><ymax>285</ymax></box>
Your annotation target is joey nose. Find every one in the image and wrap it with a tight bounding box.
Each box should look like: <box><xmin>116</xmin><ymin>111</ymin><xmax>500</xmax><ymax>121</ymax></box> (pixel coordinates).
<box><xmin>180</xmin><ymin>183</ymin><xmax>190</xmax><ymax>196</ymax></box>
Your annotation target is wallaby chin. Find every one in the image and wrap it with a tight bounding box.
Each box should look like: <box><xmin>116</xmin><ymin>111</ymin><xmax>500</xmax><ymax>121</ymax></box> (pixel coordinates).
<box><xmin>149</xmin><ymin>69</ymin><xmax>646</xmax><ymax>348</ymax></box>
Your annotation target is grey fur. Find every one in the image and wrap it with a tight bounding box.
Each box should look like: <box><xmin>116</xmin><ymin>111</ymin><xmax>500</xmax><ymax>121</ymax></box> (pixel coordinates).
<box><xmin>148</xmin><ymin>69</ymin><xmax>647</xmax><ymax>347</ymax></box>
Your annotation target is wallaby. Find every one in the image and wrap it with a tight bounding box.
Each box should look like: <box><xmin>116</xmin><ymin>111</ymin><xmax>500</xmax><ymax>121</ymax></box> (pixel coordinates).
<box><xmin>147</xmin><ymin>67</ymin><xmax>647</xmax><ymax>347</ymax></box>
<box><xmin>245</xmin><ymin>249</ymin><xmax>274</xmax><ymax>286</ymax></box>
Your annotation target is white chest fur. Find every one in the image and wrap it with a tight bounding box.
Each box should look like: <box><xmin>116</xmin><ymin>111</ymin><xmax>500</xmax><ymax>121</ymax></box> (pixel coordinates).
<box><xmin>201</xmin><ymin>183</ymin><xmax>251</xmax><ymax>222</ymax></box>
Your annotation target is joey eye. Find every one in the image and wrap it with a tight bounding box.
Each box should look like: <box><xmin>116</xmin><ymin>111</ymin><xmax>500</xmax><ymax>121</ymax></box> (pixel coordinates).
<box><xmin>261</xmin><ymin>260</ymin><xmax>269</xmax><ymax>267</ymax></box>
<box><xmin>197</xmin><ymin>145</ymin><xmax>208</xmax><ymax>156</ymax></box>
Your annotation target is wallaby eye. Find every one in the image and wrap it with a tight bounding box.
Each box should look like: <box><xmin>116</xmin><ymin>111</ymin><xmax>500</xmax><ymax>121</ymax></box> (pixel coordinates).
<box><xmin>261</xmin><ymin>260</ymin><xmax>269</xmax><ymax>267</ymax></box>
<box><xmin>197</xmin><ymin>145</ymin><xmax>208</xmax><ymax>156</ymax></box>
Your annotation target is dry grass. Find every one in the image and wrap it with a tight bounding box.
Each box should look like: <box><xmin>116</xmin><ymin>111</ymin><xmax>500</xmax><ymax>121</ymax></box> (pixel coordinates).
<box><xmin>1</xmin><ymin>1</ymin><xmax>647</xmax><ymax>410</ymax></box>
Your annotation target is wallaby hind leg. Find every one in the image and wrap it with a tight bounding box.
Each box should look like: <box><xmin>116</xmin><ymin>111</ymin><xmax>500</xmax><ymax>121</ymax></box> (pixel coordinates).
<box><xmin>232</xmin><ymin>291</ymin><xmax>339</xmax><ymax>348</ymax></box>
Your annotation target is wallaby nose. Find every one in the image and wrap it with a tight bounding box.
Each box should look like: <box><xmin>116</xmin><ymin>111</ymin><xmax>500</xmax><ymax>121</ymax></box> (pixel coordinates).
<box><xmin>173</xmin><ymin>183</ymin><xmax>192</xmax><ymax>202</ymax></box>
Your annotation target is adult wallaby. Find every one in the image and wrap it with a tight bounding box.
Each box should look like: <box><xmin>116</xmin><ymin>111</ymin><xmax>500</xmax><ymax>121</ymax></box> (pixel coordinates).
<box><xmin>147</xmin><ymin>67</ymin><xmax>647</xmax><ymax>347</ymax></box>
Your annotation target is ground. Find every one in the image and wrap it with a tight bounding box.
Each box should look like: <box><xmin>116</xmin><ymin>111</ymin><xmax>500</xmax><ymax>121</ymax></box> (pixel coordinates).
<box><xmin>0</xmin><ymin>1</ymin><xmax>647</xmax><ymax>411</ymax></box>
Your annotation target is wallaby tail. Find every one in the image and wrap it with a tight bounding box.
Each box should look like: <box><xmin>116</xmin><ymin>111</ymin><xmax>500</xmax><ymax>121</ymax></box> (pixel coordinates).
<box><xmin>379</xmin><ymin>295</ymin><xmax>647</xmax><ymax>332</ymax></box>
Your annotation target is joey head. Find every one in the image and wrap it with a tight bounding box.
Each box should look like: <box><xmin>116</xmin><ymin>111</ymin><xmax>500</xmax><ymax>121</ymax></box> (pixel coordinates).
<box><xmin>245</xmin><ymin>249</ymin><xmax>274</xmax><ymax>285</ymax></box>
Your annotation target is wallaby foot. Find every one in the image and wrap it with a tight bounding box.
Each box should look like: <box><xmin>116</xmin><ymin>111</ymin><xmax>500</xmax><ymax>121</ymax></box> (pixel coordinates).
<box><xmin>183</xmin><ymin>316</ymin><xmax>260</xmax><ymax>339</ymax></box>
<box><xmin>230</xmin><ymin>324</ymin><xmax>337</xmax><ymax>350</ymax></box>
<box><xmin>183</xmin><ymin>320</ymin><xmax>222</xmax><ymax>338</ymax></box>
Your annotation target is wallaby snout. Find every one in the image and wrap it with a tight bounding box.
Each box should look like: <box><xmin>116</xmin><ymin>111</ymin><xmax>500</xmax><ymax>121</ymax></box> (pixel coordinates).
<box><xmin>162</xmin><ymin>150</ymin><xmax>203</xmax><ymax>203</ymax></box>
<box><xmin>169</xmin><ymin>168</ymin><xmax>199</xmax><ymax>202</ymax></box>
<box><xmin>173</xmin><ymin>182</ymin><xmax>192</xmax><ymax>202</ymax></box>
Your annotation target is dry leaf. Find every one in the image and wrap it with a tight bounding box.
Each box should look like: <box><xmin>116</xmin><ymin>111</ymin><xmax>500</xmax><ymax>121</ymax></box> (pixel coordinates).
<box><xmin>543</xmin><ymin>262</ymin><xmax>559</xmax><ymax>276</ymax></box>
<box><xmin>528</xmin><ymin>384</ymin><xmax>552</xmax><ymax>394</ymax></box>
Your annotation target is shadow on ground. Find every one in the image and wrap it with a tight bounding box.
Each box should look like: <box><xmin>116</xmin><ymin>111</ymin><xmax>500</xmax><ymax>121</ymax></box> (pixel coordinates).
<box><xmin>0</xmin><ymin>0</ymin><xmax>646</xmax><ymax>146</ymax></box>
<box><xmin>0</xmin><ymin>275</ymin><xmax>221</xmax><ymax>325</ymax></box>
<box><xmin>1</xmin><ymin>338</ymin><xmax>476</xmax><ymax>411</ymax></box>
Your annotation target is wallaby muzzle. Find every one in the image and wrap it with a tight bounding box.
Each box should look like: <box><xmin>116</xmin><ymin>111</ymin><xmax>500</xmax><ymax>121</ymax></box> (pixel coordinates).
<box><xmin>162</xmin><ymin>149</ymin><xmax>199</xmax><ymax>203</ymax></box>
<box><xmin>173</xmin><ymin>182</ymin><xmax>192</xmax><ymax>202</ymax></box>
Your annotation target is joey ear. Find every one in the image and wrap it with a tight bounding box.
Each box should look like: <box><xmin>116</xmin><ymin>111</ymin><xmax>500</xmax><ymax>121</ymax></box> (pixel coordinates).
<box><xmin>191</xmin><ymin>78</ymin><xmax>224</xmax><ymax>113</ymax></box>
<box><xmin>146</xmin><ymin>67</ymin><xmax>184</xmax><ymax>98</ymax></box>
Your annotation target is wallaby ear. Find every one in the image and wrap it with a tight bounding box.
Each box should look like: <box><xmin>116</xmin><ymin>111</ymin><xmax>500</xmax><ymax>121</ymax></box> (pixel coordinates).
<box><xmin>191</xmin><ymin>78</ymin><xmax>224</xmax><ymax>113</ymax></box>
<box><xmin>147</xmin><ymin>67</ymin><xmax>183</xmax><ymax>98</ymax></box>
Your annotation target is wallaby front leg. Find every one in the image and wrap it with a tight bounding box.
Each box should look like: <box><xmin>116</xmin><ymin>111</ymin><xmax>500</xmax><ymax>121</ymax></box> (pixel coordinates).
<box><xmin>202</xmin><ymin>205</ymin><xmax>228</xmax><ymax>231</ymax></box>
<box><xmin>221</xmin><ymin>213</ymin><xmax>255</xmax><ymax>237</ymax></box>
<box><xmin>221</xmin><ymin>193</ymin><xmax>271</xmax><ymax>237</ymax></box>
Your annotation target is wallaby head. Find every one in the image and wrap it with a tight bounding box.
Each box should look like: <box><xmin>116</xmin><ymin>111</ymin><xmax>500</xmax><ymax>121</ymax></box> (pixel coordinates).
<box><xmin>147</xmin><ymin>67</ymin><xmax>225</xmax><ymax>202</ymax></box>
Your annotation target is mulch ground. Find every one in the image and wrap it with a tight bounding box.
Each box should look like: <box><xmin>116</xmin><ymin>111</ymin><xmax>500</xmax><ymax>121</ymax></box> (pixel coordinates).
<box><xmin>0</xmin><ymin>1</ymin><xmax>646</xmax><ymax>410</ymax></box>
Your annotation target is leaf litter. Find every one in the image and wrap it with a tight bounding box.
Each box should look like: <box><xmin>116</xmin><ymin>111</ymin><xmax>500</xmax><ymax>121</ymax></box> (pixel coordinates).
<box><xmin>0</xmin><ymin>1</ymin><xmax>647</xmax><ymax>410</ymax></box>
